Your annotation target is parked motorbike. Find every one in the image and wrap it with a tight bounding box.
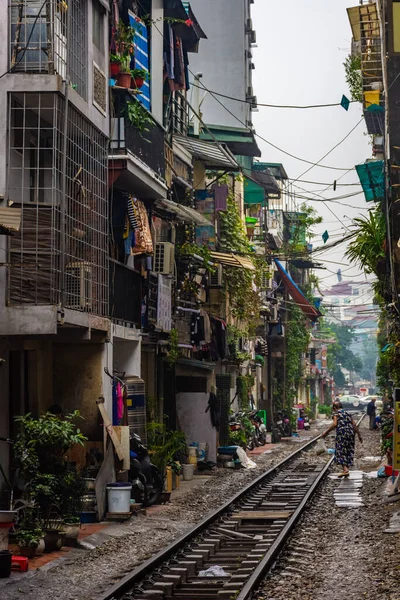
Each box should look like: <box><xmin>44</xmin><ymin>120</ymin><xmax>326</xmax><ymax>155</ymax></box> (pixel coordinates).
<box><xmin>275</xmin><ymin>410</ymin><xmax>291</xmax><ymax>437</ymax></box>
<box><xmin>248</xmin><ymin>410</ymin><xmax>267</xmax><ymax>446</ymax></box>
<box><xmin>129</xmin><ymin>433</ymin><xmax>163</xmax><ymax>507</ymax></box>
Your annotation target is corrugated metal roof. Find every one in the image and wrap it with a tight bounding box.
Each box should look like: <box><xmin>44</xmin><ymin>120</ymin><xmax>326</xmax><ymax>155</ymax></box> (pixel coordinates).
<box><xmin>0</xmin><ymin>207</ymin><xmax>22</xmax><ymax>235</ymax></box>
<box><xmin>155</xmin><ymin>199</ymin><xmax>210</xmax><ymax>226</ymax></box>
<box><xmin>210</xmin><ymin>251</ymin><xmax>255</xmax><ymax>271</ymax></box>
<box><xmin>174</xmin><ymin>134</ymin><xmax>239</xmax><ymax>170</ymax></box>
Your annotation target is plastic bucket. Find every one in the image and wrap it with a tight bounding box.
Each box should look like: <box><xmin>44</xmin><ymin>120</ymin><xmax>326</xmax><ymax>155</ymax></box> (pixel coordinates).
<box><xmin>106</xmin><ymin>483</ymin><xmax>132</xmax><ymax>513</ymax></box>
<box><xmin>0</xmin><ymin>551</ymin><xmax>11</xmax><ymax>578</ymax></box>
<box><xmin>188</xmin><ymin>447</ymin><xmax>197</xmax><ymax>465</ymax></box>
<box><xmin>182</xmin><ymin>464</ymin><xmax>195</xmax><ymax>481</ymax></box>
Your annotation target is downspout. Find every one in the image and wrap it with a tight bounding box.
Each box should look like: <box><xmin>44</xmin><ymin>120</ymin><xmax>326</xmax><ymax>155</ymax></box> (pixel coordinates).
<box><xmin>60</xmin><ymin>2</ymin><xmax>71</xmax><ymax>313</ymax></box>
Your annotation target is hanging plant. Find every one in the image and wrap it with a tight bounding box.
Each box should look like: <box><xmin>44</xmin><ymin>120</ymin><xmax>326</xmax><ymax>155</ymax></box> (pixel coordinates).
<box><xmin>126</xmin><ymin>100</ymin><xmax>155</xmax><ymax>136</ymax></box>
<box><xmin>343</xmin><ymin>54</ymin><xmax>363</xmax><ymax>103</ymax></box>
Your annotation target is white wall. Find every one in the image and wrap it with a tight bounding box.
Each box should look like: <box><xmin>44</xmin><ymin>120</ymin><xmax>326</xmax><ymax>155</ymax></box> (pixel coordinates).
<box><xmin>189</xmin><ymin>0</ymin><xmax>252</xmax><ymax>128</ymax></box>
<box><xmin>176</xmin><ymin>392</ymin><xmax>217</xmax><ymax>462</ymax></box>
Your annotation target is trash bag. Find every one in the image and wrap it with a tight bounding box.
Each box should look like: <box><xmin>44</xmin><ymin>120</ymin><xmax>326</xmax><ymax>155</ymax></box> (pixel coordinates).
<box><xmin>316</xmin><ymin>439</ymin><xmax>327</xmax><ymax>455</ymax></box>
<box><xmin>199</xmin><ymin>566</ymin><xmax>230</xmax><ymax>577</ymax></box>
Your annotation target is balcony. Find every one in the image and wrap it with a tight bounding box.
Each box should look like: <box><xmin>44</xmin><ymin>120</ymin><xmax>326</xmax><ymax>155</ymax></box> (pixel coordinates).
<box><xmin>109</xmin><ymin>260</ymin><xmax>142</xmax><ymax>328</ymax></box>
<box><xmin>110</xmin><ymin>89</ymin><xmax>167</xmax><ymax>199</ymax></box>
<box><xmin>8</xmin><ymin>0</ymin><xmax>87</xmax><ymax>99</ymax></box>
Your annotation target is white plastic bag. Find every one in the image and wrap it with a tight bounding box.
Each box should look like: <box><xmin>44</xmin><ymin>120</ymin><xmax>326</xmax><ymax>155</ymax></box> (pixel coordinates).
<box><xmin>199</xmin><ymin>566</ymin><xmax>230</xmax><ymax>577</ymax></box>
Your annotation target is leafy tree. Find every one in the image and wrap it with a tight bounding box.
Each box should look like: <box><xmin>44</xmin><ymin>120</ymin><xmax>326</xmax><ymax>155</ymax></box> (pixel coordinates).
<box><xmin>343</xmin><ymin>54</ymin><xmax>363</xmax><ymax>102</ymax></box>
<box><xmin>345</xmin><ymin>209</ymin><xmax>386</xmax><ymax>275</ymax></box>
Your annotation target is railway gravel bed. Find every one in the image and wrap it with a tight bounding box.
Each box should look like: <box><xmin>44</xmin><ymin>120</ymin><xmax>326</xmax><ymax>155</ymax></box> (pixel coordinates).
<box><xmin>256</xmin><ymin>419</ymin><xmax>400</xmax><ymax>600</ymax></box>
<box><xmin>0</xmin><ymin>431</ymin><xmax>319</xmax><ymax>600</ymax></box>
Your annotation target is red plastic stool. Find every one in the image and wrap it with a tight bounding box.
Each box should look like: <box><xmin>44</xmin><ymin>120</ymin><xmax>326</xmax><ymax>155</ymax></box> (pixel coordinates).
<box><xmin>11</xmin><ymin>556</ymin><xmax>29</xmax><ymax>572</ymax></box>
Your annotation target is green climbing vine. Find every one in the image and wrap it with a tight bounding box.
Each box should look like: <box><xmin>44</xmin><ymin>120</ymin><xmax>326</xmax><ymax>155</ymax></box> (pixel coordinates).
<box><xmin>285</xmin><ymin>304</ymin><xmax>310</xmax><ymax>404</ymax></box>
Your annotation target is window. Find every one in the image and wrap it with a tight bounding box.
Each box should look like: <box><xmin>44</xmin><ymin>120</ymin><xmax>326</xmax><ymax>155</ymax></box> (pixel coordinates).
<box><xmin>92</xmin><ymin>0</ymin><xmax>104</xmax><ymax>52</ymax></box>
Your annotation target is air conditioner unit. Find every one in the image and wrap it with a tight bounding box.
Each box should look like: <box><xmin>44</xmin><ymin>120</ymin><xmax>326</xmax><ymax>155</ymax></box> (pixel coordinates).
<box><xmin>65</xmin><ymin>262</ymin><xmax>92</xmax><ymax>309</ymax></box>
<box><xmin>261</xmin><ymin>272</ymin><xmax>272</xmax><ymax>290</ymax></box>
<box><xmin>269</xmin><ymin>305</ymin><xmax>278</xmax><ymax>323</ymax></box>
<box><xmin>210</xmin><ymin>263</ymin><xmax>223</xmax><ymax>288</ymax></box>
<box><xmin>154</xmin><ymin>242</ymin><xmax>174</xmax><ymax>275</ymax></box>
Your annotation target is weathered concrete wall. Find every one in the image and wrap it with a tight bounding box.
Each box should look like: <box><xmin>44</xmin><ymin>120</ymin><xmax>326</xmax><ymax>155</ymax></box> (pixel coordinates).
<box><xmin>176</xmin><ymin>392</ymin><xmax>217</xmax><ymax>462</ymax></box>
<box><xmin>53</xmin><ymin>343</ymin><xmax>104</xmax><ymax>440</ymax></box>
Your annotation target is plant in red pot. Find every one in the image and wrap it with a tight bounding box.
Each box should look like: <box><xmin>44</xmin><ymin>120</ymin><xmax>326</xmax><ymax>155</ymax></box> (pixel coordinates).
<box><xmin>110</xmin><ymin>53</ymin><xmax>121</xmax><ymax>77</ymax></box>
<box><xmin>131</xmin><ymin>68</ymin><xmax>147</xmax><ymax>90</ymax></box>
<box><xmin>114</xmin><ymin>20</ymin><xmax>136</xmax><ymax>89</ymax></box>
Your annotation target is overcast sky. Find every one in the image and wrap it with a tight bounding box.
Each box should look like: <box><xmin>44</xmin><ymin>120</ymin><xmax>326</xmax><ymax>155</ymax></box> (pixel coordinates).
<box><xmin>251</xmin><ymin>0</ymin><xmax>372</xmax><ymax>294</ymax></box>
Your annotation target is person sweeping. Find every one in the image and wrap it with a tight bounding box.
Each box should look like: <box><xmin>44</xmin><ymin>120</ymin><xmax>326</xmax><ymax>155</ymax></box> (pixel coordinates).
<box><xmin>321</xmin><ymin>401</ymin><xmax>363</xmax><ymax>477</ymax></box>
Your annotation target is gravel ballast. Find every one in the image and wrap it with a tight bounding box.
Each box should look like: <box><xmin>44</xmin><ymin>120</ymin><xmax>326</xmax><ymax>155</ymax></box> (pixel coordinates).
<box><xmin>0</xmin><ymin>432</ymin><xmax>318</xmax><ymax>600</ymax></box>
<box><xmin>256</xmin><ymin>417</ymin><xmax>400</xmax><ymax>600</ymax></box>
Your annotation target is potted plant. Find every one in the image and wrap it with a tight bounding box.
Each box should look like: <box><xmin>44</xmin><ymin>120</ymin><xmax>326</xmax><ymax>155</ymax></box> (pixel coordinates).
<box><xmin>110</xmin><ymin>53</ymin><xmax>122</xmax><ymax>77</ymax></box>
<box><xmin>16</xmin><ymin>528</ymin><xmax>44</xmax><ymax>559</ymax></box>
<box><xmin>114</xmin><ymin>21</ymin><xmax>136</xmax><ymax>88</ymax></box>
<box><xmin>146</xmin><ymin>422</ymin><xmax>187</xmax><ymax>482</ymax></box>
<box><xmin>13</xmin><ymin>411</ymin><xmax>87</xmax><ymax>553</ymax></box>
<box><xmin>131</xmin><ymin>68</ymin><xmax>147</xmax><ymax>89</ymax></box>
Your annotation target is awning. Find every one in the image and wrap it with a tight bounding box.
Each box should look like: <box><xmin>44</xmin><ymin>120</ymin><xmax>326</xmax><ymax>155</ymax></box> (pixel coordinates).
<box><xmin>355</xmin><ymin>160</ymin><xmax>384</xmax><ymax>202</ymax></box>
<box><xmin>154</xmin><ymin>199</ymin><xmax>210</xmax><ymax>226</ymax></box>
<box><xmin>210</xmin><ymin>251</ymin><xmax>255</xmax><ymax>271</ymax></box>
<box><xmin>274</xmin><ymin>259</ymin><xmax>321</xmax><ymax>321</ymax></box>
<box><xmin>244</xmin><ymin>175</ymin><xmax>266</xmax><ymax>205</ymax></box>
<box><xmin>174</xmin><ymin>134</ymin><xmax>239</xmax><ymax>170</ymax></box>
<box><xmin>0</xmin><ymin>207</ymin><xmax>22</xmax><ymax>235</ymax></box>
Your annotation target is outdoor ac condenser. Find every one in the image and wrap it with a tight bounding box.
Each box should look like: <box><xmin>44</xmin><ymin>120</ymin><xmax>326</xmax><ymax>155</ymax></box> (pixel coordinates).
<box><xmin>65</xmin><ymin>262</ymin><xmax>92</xmax><ymax>309</ymax></box>
<box><xmin>210</xmin><ymin>263</ymin><xmax>223</xmax><ymax>288</ymax></box>
<box><xmin>154</xmin><ymin>242</ymin><xmax>174</xmax><ymax>275</ymax></box>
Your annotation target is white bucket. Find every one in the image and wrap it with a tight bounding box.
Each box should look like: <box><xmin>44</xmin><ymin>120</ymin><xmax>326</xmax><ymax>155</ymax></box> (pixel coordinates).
<box><xmin>106</xmin><ymin>484</ymin><xmax>132</xmax><ymax>513</ymax></box>
<box><xmin>182</xmin><ymin>464</ymin><xmax>195</xmax><ymax>481</ymax></box>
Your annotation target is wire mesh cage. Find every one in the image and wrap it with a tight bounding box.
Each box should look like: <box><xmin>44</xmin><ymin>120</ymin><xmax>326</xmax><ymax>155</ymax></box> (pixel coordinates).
<box><xmin>7</xmin><ymin>92</ymin><xmax>108</xmax><ymax>316</ymax></box>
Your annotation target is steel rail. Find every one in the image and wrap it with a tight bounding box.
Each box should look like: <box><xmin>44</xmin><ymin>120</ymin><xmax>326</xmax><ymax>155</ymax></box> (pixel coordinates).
<box><xmin>98</xmin><ymin>414</ymin><xmax>365</xmax><ymax>600</ymax></box>
<box><xmin>237</xmin><ymin>412</ymin><xmax>366</xmax><ymax>600</ymax></box>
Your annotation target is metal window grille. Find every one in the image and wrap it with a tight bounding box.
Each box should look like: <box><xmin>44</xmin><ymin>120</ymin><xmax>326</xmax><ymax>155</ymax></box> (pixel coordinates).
<box><xmin>9</xmin><ymin>0</ymin><xmax>67</xmax><ymax>75</ymax></box>
<box><xmin>8</xmin><ymin>0</ymin><xmax>87</xmax><ymax>100</ymax></box>
<box><xmin>69</xmin><ymin>0</ymin><xmax>87</xmax><ymax>99</ymax></box>
<box><xmin>7</xmin><ymin>92</ymin><xmax>108</xmax><ymax>316</ymax></box>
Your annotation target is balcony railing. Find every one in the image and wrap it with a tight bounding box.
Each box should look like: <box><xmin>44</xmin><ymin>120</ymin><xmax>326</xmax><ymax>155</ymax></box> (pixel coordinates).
<box><xmin>8</xmin><ymin>0</ymin><xmax>87</xmax><ymax>98</ymax></box>
<box><xmin>109</xmin><ymin>260</ymin><xmax>142</xmax><ymax>327</ymax></box>
<box><xmin>111</xmin><ymin>90</ymin><xmax>165</xmax><ymax>179</ymax></box>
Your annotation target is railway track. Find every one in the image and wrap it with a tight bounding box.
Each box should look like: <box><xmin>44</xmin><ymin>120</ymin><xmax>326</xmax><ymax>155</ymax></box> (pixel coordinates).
<box><xmin>98</xmin><ymin>417</ymin><xmax>364</xmax><ymax>600</ymax></box>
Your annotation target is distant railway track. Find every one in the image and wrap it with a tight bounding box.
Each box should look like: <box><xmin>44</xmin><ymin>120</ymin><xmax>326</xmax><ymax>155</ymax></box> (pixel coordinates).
<box><xmin>98</xmin><ymin>416</ymin><xmax>365</xmax><ymax>600</ymax></box>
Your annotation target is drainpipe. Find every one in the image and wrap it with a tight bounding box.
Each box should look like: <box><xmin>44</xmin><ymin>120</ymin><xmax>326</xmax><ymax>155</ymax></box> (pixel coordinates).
<box><xmin>192</xmin><ymin>72</ymin><xmax>203</xmax><ymax>136</ymax></box>
<box><xmin>60</xmin><ymin>3</ymin><xmax>71</xmax><ymax>310</ymax></box>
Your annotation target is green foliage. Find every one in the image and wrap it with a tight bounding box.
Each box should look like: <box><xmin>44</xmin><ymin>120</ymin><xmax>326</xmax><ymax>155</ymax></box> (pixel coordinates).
<box><xmin>326</xmin><ymin>323</ymin><xmax>363</xmax><ymax>383</ymax></box>
<box><xmin>285</xmin><ymin>305</ymin><xmax>310</xmax><ymax>404</ymax></box>
<box><xmin>318</xmin><ymin>404</ymin><xmax>332</xmax><ymax>417</ymax></box>
<box><xmin>285</xmin><ymin>204</ymin><xmax>322</xmax><ymax>252</ymax></box>
<box><xmin>167</xmin><ymin>328</ymin><xmax>179</xmax><ymax>368</ymax></box>
<box><xmin>228</xmin><ymin>429</ymin><xmax>247</xmax><ymax>448</ymax></box>
<box><xmin>345</xmin><ymin>208</ymin><xmax>386</xmax><ymax>275</ymax></box>
<box><xmin>343</xmin><ymin>54</ymin><xmax>363</xmax><ymax>102</ymax></box>
<box><xmin>114</xmin><ymin>20</ymin><xmax>136</xmax><ymax>71</ymax></box>
<box><xmin>146</xmin><ymin>422</ymin><xmax>187</xmax><ymax>473</ymax></box>
<box><xmin>131</xmin><ymin>68</ymin><xmax>147</xmax><ymax>80</ymax></box>
<box><xmin>16</xmin><ymin>527</ymin><xmax>43</xmax><ymax>548</ymax></box>
<box><xmin>13</xmin><ymin>412</ymin><xmax>87</xmax><ymax>527</ymax></box>
<box><xmin>218</xmin><ymin>195</ymin><xmax>262</xmax><ymax>324</ymax></box>
<box><xmin>126</xmin><ymin>100</ymin><xmax>155</xmax><ymax>135</ymax></box>
<box><xmin>236</xmin><ymin>375</ymin><xmax>250</xmax><ymax>410</ymax></box>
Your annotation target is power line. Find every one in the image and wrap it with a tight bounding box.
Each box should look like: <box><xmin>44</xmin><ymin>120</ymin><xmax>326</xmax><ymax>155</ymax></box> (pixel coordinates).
<box><xmin>287</xmin><ymin>178</ymin><xmax>361</xmax><ymax>187</ymax></box>
<box><xmin>189</xmin><ymin>70</ymin><xmax>356</xmax><ymax>172</ymax></box>
<box><xmin>189</xmin><ymin>82</ymin><xmax>357</xmax><ymax>110</ymax></box>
